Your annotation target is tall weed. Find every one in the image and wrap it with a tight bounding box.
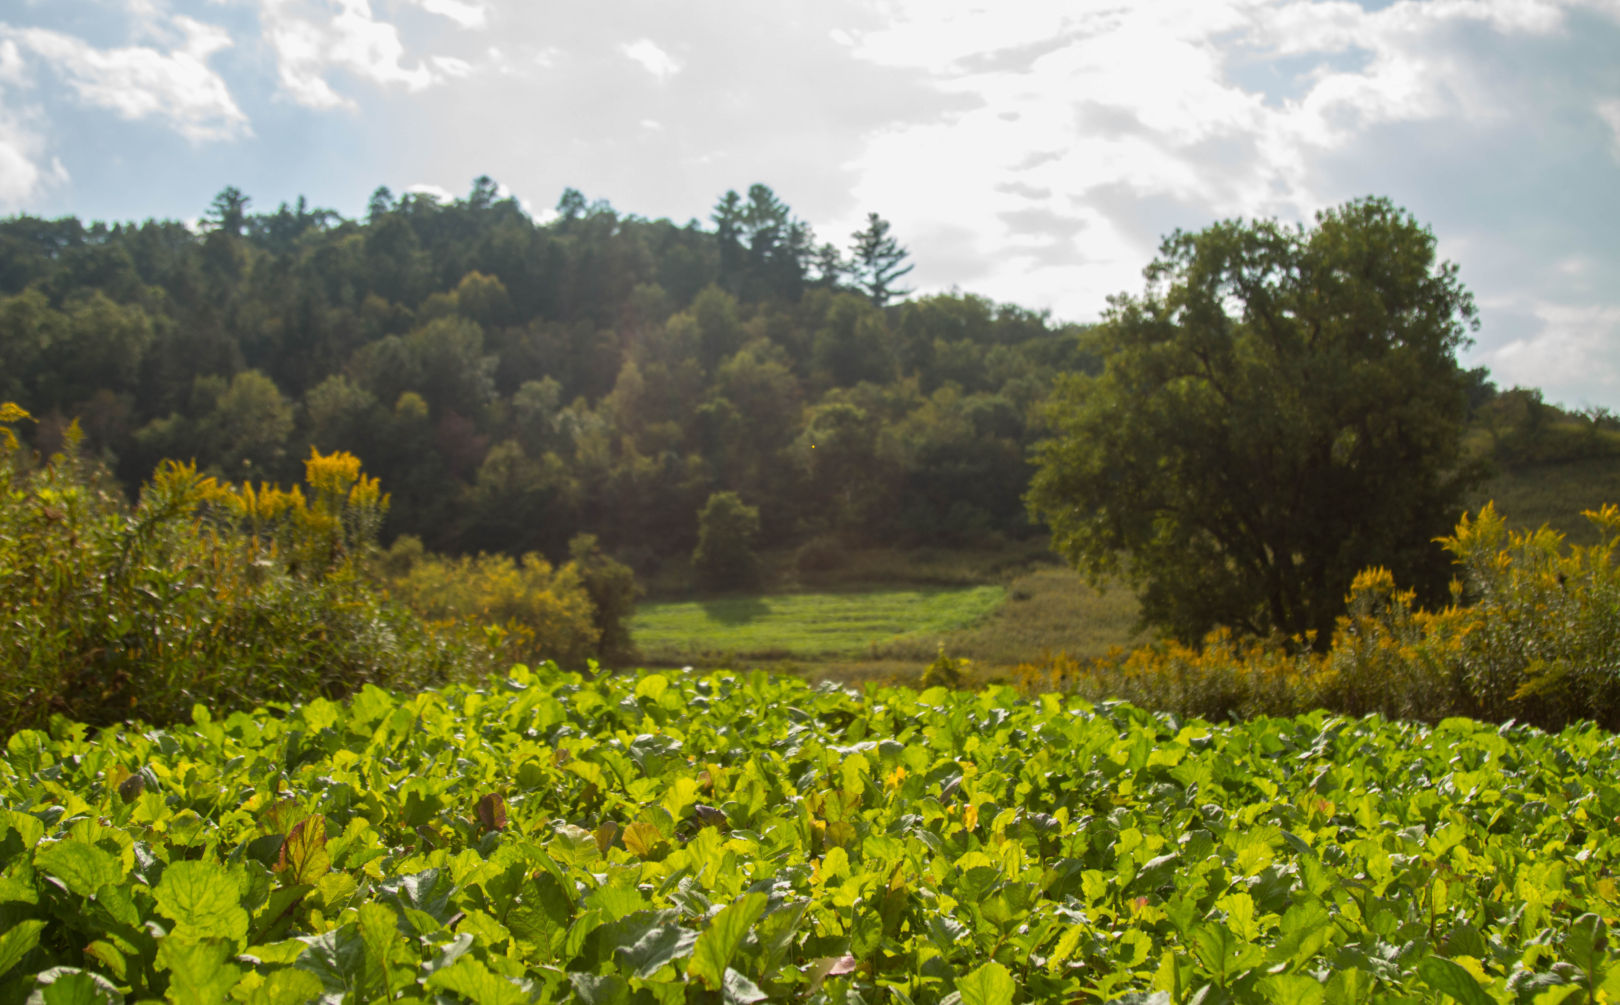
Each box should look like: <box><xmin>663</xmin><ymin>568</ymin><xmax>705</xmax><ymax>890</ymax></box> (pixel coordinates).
<box><xmin>0</xmin><ymin>405</ymin><xmax>489</xmax><ymax>733</ymax></box>
<box><xmin>1018</xmin><ymin>502</ymin><xmax>1620</xmax><ymax>730</ymax></box>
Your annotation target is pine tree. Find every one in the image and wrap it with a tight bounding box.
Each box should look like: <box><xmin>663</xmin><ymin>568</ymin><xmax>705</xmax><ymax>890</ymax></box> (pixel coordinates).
<box><xmin>849</xmin><ymin>212</ymin><xmax>913</xmax><ymax>307</ymax></box>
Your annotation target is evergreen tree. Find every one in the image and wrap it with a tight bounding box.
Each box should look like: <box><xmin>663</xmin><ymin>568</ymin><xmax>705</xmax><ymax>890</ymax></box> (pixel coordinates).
<box><xmin>849</xmin><ymin>212</ymin><xmax>913</xmax><ymax>307</ymax></box>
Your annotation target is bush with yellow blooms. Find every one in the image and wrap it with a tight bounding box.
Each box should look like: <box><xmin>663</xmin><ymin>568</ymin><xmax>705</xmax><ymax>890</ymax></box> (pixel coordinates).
<box><xmin>0</xmin><ymin>403</ymin><xmax>623</xmax><ymax>734</ymax></box>
<box><xmin>1019</xmin><ymin>502</ymin><xmax>1620</xmax><ymax>731</ymax></box>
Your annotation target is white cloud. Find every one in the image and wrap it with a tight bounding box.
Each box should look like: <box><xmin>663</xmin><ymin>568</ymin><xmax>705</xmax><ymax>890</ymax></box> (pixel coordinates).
<box><xmin>261</xmin><ymin>0</ymin><xmax>470</xmax><ymax>109</ymax></box>
<box><xmin>430</xmin><ymin>54</ymin><xmax>472</xmax><ymax>78</ymax></box>
<box><xmin>621</xmin><ymin>38</ymin><xmax>680</xmax><ymax>82</ymax></box>
<box><xmin>828</xmin><ymin>0</ymin><xmax>1617</xmax><ymax>332</ymax></box>
<box><xmin>0</xmin><ymin>38</ymin><xmax>67</xmax><ymax>209</ymax></box>
<box><xmin>3</xmin><ymin>22</ymin><xmax>247</xmax><ymax>142</ymax></box>
<box><xmin>0</xmin><ymin>38</ymin><xmax>25</xmax><ymax>86</ymax></box>
<box><xmin>0</xmin><ymin>114</ymin><xmax>68</xmax><ymax>210</ymax></box>
<box><xmin>403</xmin><ymin>181</ymin><xmax>454</xmax><ymax>202</ymax></box>
<box><xmin>1599</xmin><ymin>98</ymin><xmax>1620</xmax><ymax>161</ymax></box>
<box><xmin>1480</xmin><ymin>300</ymin><xmax>1620</xmax><ymax>406</ymax></box>
<box><xmin>410</xmin><ymin>0</ymin><xmax>489</xmax><ymax>30</ymax></box>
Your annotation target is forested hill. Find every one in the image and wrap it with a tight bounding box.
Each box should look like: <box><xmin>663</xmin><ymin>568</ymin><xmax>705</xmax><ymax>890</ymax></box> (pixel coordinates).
<box><xmin>0</xmin><ymin>178</ymin><xmax>1095</xmax><ymax>569</ymax></box>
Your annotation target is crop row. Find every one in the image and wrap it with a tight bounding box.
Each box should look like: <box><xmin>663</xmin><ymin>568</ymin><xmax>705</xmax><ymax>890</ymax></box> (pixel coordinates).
<box><xmin>3</xmin><ymin>667</ymin><xmax>1620</xmax><ymax>1003</ymax></box>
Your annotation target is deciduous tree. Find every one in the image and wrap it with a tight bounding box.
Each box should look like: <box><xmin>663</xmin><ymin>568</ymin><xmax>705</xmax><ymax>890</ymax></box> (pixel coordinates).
<box><xmin>1027</xmin><ymin>197</ymin><xmax>1481</xmax><ymax>647</ymax></box>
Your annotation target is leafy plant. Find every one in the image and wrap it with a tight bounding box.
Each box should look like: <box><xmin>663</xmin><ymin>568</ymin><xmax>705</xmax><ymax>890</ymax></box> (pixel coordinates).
<box><xmin>0</xmin><ymin>405</ymin><xmax>488</xmax><ymax>733</ymax></box>
<box><xmin>1019</xmin><ymin>502</ymin><xmax>1620</xmax><ymax>732</ymax></box>
<box><xmin>6</xmin><ymin>667</ymin><xmax>1620</xmax><ymax>1002</ymax></box>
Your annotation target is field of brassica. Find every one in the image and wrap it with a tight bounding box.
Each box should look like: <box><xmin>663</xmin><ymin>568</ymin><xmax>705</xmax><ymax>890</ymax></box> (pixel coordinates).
<box><xmin>5</xmin><ymin>666</ymin><xmax>1619</xmax><ymax>1003</ymax></box>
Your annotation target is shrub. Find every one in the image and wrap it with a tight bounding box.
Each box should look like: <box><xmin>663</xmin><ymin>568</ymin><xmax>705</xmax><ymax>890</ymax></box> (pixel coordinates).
<box><xmin>1439</xmin><ymin>503</ymin><xmax>1620</xmax><ymax>727</ymax></box>
<box><xmin>1017</xmin><ymin>502</ymin><xmax>1620</xmax><ymax>730</ymax></box>
<box><xmin>692</xmin><ymin>491</ymin><xmax>762</xmax><ymax>590</ymax></box>
<box><xmin>384</xmin><ymin>549</ymin><xmax>601</xmax><ymax>670</ymax></box>
<box><xmin>568</xmin><ymin>533</ymin><xmax>640</xmax><ymax>664</ymax></box>
<box><xmin>920</xmin><ymin>645</ymin><xmax>969</xmax><ymax>689</ymax></box>
<box><xmin>0</xmin><ymin>405</ymin><xmax>487</xmax><ymax>734</ymax></box>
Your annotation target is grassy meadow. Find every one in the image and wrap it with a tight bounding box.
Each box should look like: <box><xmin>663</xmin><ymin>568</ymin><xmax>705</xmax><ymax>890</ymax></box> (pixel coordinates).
<box><xmin>631</xmin><ymin>585</ymin><xmax>1007</xmax><ymax>663</ymax></box>
<box><xmin>623</xmin><ymin>456</ymin><xmax>1620</xmax><ymax>688</ymax></box>
<box><xmin>632</xmin><ymin>547</ymin><xmax>1146</xmax><ymax>685</ymax></box>
<box><xmin>1472</xmin><ymin>455</ymin><xmax>1620</xmax><ymax>544</ymax></box>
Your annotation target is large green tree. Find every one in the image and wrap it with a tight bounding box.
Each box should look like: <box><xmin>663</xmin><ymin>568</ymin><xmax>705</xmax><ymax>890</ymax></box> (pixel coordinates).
<box><xmin>1027</xmin><ymin>197</ymin><xmax>1481</xmax><ymax>647</ymax></box>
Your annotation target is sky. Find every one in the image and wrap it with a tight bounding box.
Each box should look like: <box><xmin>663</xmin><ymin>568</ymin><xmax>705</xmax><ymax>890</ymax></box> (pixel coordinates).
<box><xmin>1</xmin><ymin>0</ymin><xmax>1618</xmax><ymax>409</ymax></box>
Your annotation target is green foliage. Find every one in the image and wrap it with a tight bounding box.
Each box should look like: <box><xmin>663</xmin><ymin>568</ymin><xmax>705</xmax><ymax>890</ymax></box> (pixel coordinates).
<box><xmin>1028</xmin><ymin>196</ymin><xmax>1481</xmax><ymax>646</ymax></box>
<box><xmin>568</xmin><ymin>533</ymin><xmax>641</xmax><ymax>664</ymax></box>
<box><xmin>920</xmin><ymin>645</ymin><xmax>968</xmax><ymax>689</ymax></box>
<box><xmin>381</xmin><ymin>542</ymin><xmax>604</xmax><ymax>670</ymax></box>
<box><xmin>7</xmin><ymin>668</ymin><xmax>1620</xmax><ymax>1001</ymax></box>
<box><xmin>848</xmin><ymin>211</ymin><xmax>913</xmax><ymax>307</ymax></box>
<box><xmin>692</xmin><ymin>491</ymin><xmax>763</xmax><ymax>591</ymax></box>
<box><xmin>1439</xmin><ymin>502</ymin><xmax>1620</xmax><ymax>727</ymax></box>
<box><xmin>0</xmin><ymin>184</ymin><xmax>1080</xmax><ymax>560</ymax></box>
<box><xmin>1476</xmin><ymin>385</ymin><xmax>1620</xmax><ymax>467</ymax></box>
<box><xmin>0</xmin><ymin>405</ymin><xmax>485</xmax><ymax>734</ymax></box>
<box><xmin>632</xmin><ymin>584</ymin><xmax>1006</xmax><ymax>665</ymax></box>
<box><xmin>1020</xmin><ymin>501</ymin><xmax>1620</xmax><ymax>732</ymax></box>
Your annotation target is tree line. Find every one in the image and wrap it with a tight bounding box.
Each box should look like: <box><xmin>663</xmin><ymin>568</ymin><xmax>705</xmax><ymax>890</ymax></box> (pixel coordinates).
<box><xmin>0</xmin><ymin>178</ymin><xmax>1091</xmax><ymax>582</ymax></box>
<box><xmin>14</xmin><ymin>176</ymin><xmax>1608</xmax><ymax>654</ymax></box>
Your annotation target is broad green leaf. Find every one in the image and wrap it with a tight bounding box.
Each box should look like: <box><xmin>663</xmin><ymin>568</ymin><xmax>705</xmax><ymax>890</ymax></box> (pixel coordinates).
<box><xmin>293</xmin><ymin>925</ymin><xmax>367</xmax><ymax>996</ymax></box>
<box><xmin>379</xmin><ymin>868</ymin><xmax>457</xmax><ymax>924</ymax></box>
<box><xmin>758</xmin><ymin>900</ymin><xmax>808</xmax><ymax>973</ymax></box>
<box><xmin>722</xmin><ymin>968</ymin><xmax>768</xmax><ymax>1004</ymax></box>
<box><xmin>0</xmin><ymin>918</ymin><xmax>45</xmax><ymax>978</ymax></box>
<box><xmin>621</xmin><ymin>821</ymin><xmax>666</xmax><ymax>860</ymax></box>
<box><xmin>252</xmin><ymin>885</ymin><xmax>311</xmax><ymax>945</ymax></box>
<box><xmin>1417</xmin><ymin>957</ymin><xmax>1495</xmax><ymax>1005</ymax></box>
<box><xmin>568</xmin><ymin>971</ymin><xmax>629</xmax><ymax>1005</ymax></box>
<box><xmin>356</xmin><ymin>901</ymin><xmax>412</xmax><ymax>996</ymax></box>
<box><xmin>82</xmin><ymin>941</ymin><xmax>127</xmax><ymax>983</ymax></box>
<box><xmin>424</xmin><ymin>956</ymin><xmax>530</xmax><ymax>1005</ymax></box>
<box><xmin>242</xmin><ymin>940</ymin><xmax>307</xmax><ymax>966</ymax></box>
<box><xmin>28</xmin><ymin>968</ymin><xmax>124</xmax><ymax>1005</ymax></box>
<box><xmin>550</xmin><ymin>823</ymin><xmax>599</xmax><ymax>866</ymax></box>
<box><xmin>956</xmin><ymin>960</ymin><xmax>1015</xmax><ymax>1005</ymax></box>
<box><xmin>347</xmin><ymin>684</ymin><xmax>395</xmax><ymax>728</ymax></box>
<box><xmin>1271</xmin><ymin>898</ymin><xmax>1333</xmax><ymax>965</ymax></box>
<box><xmin>1565</xmin><ymin>914</ymin><xmax>1609</xmax><ymax>978</ymax></box>
<box><xmin>635</xmin><ymin>674</ymin><xmax>669</xmax><ymax>702</ymax></box>
<box><xmin>300</xmin><ymin>698</ymin><xmax>341</xmax><ymax>732</ymax></box>
<box><xmin>1259</xmin><ymin>973</ymin><xmax>1326</xmax><ymax>1005</ymax></box>
<box><xmin>154</xmin><ymin>860</ymin><xmax>249</xmax><ymax>944</ymax></box>
<box><xmin>156</xmin><ymin>938</ymin><xmax>240</xmax><ymax>1004</ymax></box>
<box><xmin>615</xmin><ymin>922</ymin><xmax>698</xmax><ymax>979</ymax></box>
<box><xmin>274</xmin><ymin>817</ymin><xmax>330</xmax><ymax>886</ymax></box>
<box><xmin>2</xmin><ymin>810</ymin><xmax>46</xmax><ymax>851</ymax></box>
<box><xmin>688</xmin><ymin>891</ymin><xmax>768</xmax><ymax>990</ymax></box>
<box><xmin>6</xmin><ymin>730</ymin><xmax>50</xmax><ymax>773</ymax></box>
<box><xmin>233</xmin><ymin>967</ymin><xmax>324</xmax><ymax>1005</ymax></box>
<box><xmin>34</xmin><ymin>841</ymin><xmax>121</xmax><ymax>899</ymax></box>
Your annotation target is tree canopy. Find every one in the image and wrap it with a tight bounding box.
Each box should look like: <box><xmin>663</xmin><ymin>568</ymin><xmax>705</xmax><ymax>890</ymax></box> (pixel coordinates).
<box><xmin>0</xmin><ymin>178</ymin><xmax>1070</xmax><ymax>580</ymax></box>
<box><xmin>1027</xmin><ymin>196</ymin><xmax>1482</xmax><ymax>646</ymax></box>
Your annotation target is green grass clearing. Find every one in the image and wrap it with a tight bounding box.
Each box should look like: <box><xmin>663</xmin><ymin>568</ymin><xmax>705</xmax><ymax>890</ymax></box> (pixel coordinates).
<box><xmin>631</xmin><ymin>585</ymin><xmax>1006</xmax><ymax>663</ymax></box>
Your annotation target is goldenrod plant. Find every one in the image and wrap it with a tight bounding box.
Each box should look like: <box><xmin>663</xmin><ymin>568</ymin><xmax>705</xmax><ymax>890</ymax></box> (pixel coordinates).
<box><xmin>0</xmin><ymin>405</ymin><xmax>485</xmax><ymax>733</ymax></box>
<box><xmin>1018</xmin><ymin>503</ymin><xmax>1620</xmax><ymax>731</ymax></box>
